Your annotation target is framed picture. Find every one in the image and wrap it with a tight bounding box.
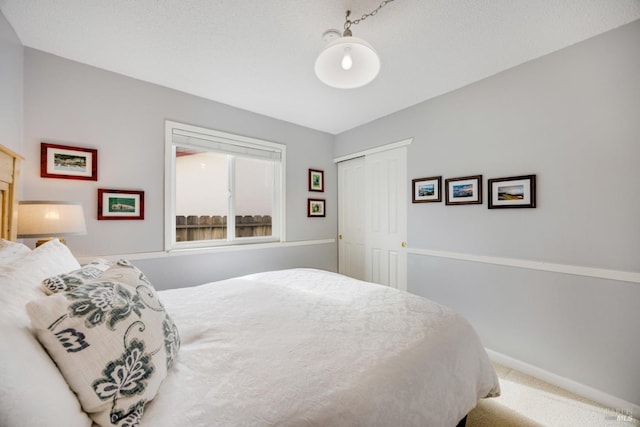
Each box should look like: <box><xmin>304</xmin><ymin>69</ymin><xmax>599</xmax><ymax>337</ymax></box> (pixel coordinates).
<box><xmin>98</xmin><ymin>189</ymin><xmax>145</xmax><ymax>220</ymax></box>
<box><xmin>307</xmin><ymin>198</ymin><xmax>325</xmax><ymax>217</ymax></box>
<box><xmin>309</xmin><ymin>169</ymin><xmax>324</xmax><ymax>192</ymax></box>
<box><xmin>445</xmin><ymin>175</ymin><xmax>483</xmax><ymax>205</ymax></box>
<box><xmin>41</xmin><ymin>142</ymin><xmax>98</xmax><ymax>181</ymax></box>
<box><xmin>412</xmin><ymin>176</ymin><xmax>442</xmax><ymax>203</ymax></box>
<box><xmin>488</xmin><ymin>174</ymin><xmax>536</xmax><ymax>209</ymax></box>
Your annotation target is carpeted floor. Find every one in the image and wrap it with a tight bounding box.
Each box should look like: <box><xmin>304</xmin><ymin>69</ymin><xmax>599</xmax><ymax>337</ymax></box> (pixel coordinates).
<box><xmin>466</xmin><ymin>364</ymin><xmax>639</xmax><ymax>427</ymax></box>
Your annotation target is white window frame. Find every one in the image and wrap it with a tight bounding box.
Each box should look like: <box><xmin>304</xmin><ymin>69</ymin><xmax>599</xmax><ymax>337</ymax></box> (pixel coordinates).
<box><xmin>165</xmin><ymin>120</ymin><xmax>286</xmax><ymax>251</ymax></box>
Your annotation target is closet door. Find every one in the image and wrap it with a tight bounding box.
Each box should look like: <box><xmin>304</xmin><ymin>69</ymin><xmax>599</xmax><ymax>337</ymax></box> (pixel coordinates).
<box><xmin>338</xmin><ymin>157</ymin><xmax>366</xmax><ymax>280</ymax></box>
<box><xmin>365</xmin><ymin>147</ymin><xmax>407</xmax><ymax>290</ymax></box>
<box><xmin>337</xmin><ymin>146</ymin><xmax>407</xmax><ymax>290</ymax></box>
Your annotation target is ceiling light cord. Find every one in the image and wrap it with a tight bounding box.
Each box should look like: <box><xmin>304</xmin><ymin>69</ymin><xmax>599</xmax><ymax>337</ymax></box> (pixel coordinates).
<box><xmin>343</xmin><ymin>0</ymin><xmax>396</xmax><ymax>36</ymax></box>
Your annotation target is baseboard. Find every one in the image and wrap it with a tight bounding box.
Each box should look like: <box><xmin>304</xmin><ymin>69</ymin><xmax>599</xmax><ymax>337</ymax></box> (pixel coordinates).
<box><xmin>485</xmin><ymin>348</ymin><xmax>640</xmax><ymax>418</ymax></box>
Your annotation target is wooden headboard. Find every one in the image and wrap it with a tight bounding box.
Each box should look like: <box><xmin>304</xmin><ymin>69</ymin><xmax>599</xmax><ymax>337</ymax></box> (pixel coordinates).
<box><xmin>0</xmin><ymin>144</ymin><xmax>23</xmax><ymax>241</ymax></box>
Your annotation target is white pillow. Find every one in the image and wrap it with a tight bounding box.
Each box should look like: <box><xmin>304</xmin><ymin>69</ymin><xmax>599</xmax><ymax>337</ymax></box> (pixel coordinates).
<box><xmin>0</xmin><ymin>238</ymin><xmax>81</xmax><ymax>326</ymax></box>
<box><xmin>0</xmin><ymin>324</ymin><xmax>92</xmax><ymax>427</ymax></box>
<box><xmin>0</xmin><ymin>239</ymin><xmax>31</xmax><ymax>267</ymax></box>
<box><xmin>0</xmin><ymin>238</ymin><xmax>92</xmax><ymax>427</ymax></box>
<box><xmin>26</xmin><ymin>260</ymin><xmax>180</xmax><ymax>427</ymax></box>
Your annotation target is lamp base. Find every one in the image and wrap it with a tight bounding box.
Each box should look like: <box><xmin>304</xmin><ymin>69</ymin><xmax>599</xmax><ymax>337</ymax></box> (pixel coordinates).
<box><xmin>35</xmin><ymin>237</ymin><xmax>66</xmax><ymax>247</ymax></box>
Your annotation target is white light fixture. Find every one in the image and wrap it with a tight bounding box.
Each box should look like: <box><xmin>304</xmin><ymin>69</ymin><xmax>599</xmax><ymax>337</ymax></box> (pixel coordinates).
<box><xmin>315</xmin><ymin>32</ymin><xmax>380</xmax><ymax>89</ymax></box>
<box><xmin>315</xmin><ymin>2</ymin><xmax>396</xmax><ymax>89</ymax></box>
<box><xmin>17</xmin><ymin>201</ymin><xmax>87</xmax><ymax>247</ymax></box>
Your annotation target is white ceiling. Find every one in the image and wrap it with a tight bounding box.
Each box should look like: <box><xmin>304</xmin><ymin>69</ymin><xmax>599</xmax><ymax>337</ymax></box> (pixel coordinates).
<box><xmin>2</xmin><ymin>1</ymin><xmax>639</xmax><ymax>135</ymax></box>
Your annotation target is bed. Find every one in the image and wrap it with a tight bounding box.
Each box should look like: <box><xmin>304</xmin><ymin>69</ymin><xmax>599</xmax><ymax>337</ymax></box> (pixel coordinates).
<box><xmin>0</xmin><ymin>145</ymin><xmax>499</xmax><ymax>427</ymax></box>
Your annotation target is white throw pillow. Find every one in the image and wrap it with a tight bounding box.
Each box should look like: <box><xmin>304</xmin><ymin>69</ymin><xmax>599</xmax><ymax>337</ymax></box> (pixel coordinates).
<box><xmin>0</xmin><ymin>324</ymin><xmax>92</xmax><ymax>427</ymax></box>
<box><xmin>0</xmin><ymin>238</ymin><xmax>91</xmax><ymax>427</ymax></box>
<box><xmin>26</xmin><ymin>260</ymin><xmax>180</xmax><ymax>427</ymax></box>
<box><xmin>0</xmin><ymin>238</ymin><xmax>81</xmax><ymax>326</ymax></box>
<box><xmin>0</xmin><ymin>239</ymin><xmax>31</xmax><ymax>266</ymax></box>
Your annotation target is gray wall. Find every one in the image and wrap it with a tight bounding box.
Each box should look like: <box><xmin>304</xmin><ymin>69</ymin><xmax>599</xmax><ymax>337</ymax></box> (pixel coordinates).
<box><xmin>20</xmin><ymin>48</ymin><xmax>337</xmax><ymax>287</ymax></box>
<box><xmin>335</xmin><ymin>21</ymin><xmax>640</xmax><ymax>406</ymax></box>
<box><xmin>0</xmin><ymin>11</ymin><xmax>22</xmax><ymax>156</ymax></box>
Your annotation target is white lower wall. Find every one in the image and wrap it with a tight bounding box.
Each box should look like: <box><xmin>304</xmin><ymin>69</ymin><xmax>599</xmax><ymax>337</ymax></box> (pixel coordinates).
<box><xmin>78</xmin><ymin>239</ymin><xmax>337</xmax><ymax>290</ymax></box>
<box><xmin>408</xmin><ymin>253</ymin><xmax>640</xmax><ymax>408</ymax></box>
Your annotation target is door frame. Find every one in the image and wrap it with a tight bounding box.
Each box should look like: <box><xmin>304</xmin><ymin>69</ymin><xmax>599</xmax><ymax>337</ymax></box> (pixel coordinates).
<box><xmin>334</xmin><ymin>138</ymin><xmax>413</xmax><ymax>163</ymax></box>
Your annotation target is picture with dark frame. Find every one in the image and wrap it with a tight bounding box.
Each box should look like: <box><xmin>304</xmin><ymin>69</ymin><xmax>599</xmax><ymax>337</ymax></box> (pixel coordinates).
<box><xmin>445</xmin><ymin>175</ymin><xmax>483</xmax><ymax>205</ymax></box>
<box><xmin>309</xmin><ymin>169</ymin><xmax>324</xmax><ymax>192</ymax></box>
<box><xmin>488</xmin><ymin>174</ymin><xmax>536</xmax><ymax>209</ymax></box>
<box><xmin>307</xmin><ymin>198</ymin><xmax>325</xmax><ymax>217</ymax></box>
<box><xmin>41</xmin><ymin>142</ymin><xmax>98</xmax><ymax>181</ymax></box>
<box><xmin>412</xmin><ymin>176</ymin><xmax>442</xmax><ymax>203</ymax></box>
<box><xmin>98</xmin><ymin>189</ymin><xmax>145</xmax><ymax>220</ymax></box>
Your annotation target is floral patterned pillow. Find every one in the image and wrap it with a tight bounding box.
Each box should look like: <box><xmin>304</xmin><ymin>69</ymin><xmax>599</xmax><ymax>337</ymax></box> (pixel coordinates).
<box><xmin>42</xmin><ymin>258</ymin><xmax>114</xmax><ymax>295</ymax></box>
<box><xmin>26</xmin><ymin>260</ymin><xmax>180</xmax><ymax>427</ymax></box>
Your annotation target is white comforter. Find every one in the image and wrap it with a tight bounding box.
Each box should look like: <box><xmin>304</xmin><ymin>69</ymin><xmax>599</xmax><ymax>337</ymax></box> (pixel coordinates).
<box><xmin>144</xmin><ymin>269</ymin><xmax>500</xmax><ymax>426</ymax></box>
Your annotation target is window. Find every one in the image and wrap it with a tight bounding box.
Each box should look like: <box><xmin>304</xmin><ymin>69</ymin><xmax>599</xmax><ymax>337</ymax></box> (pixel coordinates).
<box><xmin>165</xmin><ymin>121</ymin><xmax>285</xmax><ymax>250</ymax></box>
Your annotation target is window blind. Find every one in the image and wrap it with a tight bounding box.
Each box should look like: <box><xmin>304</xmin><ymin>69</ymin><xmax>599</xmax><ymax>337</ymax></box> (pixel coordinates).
<box><xmin>173</xmin><ymin>129</ymin><xmax>282</xmax><ymax>161</ymax></box>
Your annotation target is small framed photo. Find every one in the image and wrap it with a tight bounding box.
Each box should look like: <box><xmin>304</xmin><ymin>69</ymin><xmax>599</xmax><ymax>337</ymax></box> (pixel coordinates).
<box><xmin>98</xmin><ymin>189</ymin><xmax>145</xmax><ymax>220</ymax></box>
<box><xmin>488</xmin><ymin>175</ymin><xmax>536</xmax><ymax>209</ymax></box>
<box><xmin>412</xmin><ymin>176</ymin><xmax>442</xmax><ymax>203</ymax></box>
<box><xmin>307</xmin><ymin>198</ymin><xmax>325</xmax><ymax>217</ymax></box>
<box><xmin>309</xmin><ymin>169</ymin><xmax>324</xmax><ymax>192</ymax></box>
<box><xmin>41</xmin><ymin>142</ymin><xmax>98</xmax><ymax>181</ymax></box>
<box><xmin>445</xmin><ymin>175</ymin><xmax>483</xmax><ymax>205</ymax></box>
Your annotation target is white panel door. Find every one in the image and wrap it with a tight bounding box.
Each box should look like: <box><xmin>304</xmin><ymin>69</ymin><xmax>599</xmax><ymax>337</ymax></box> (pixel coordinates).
<box><xmin>365</xmin><ymin>147</ymin><xmax>407</xmax><ymax>290</ymax></box>
<box><xmin>338</xmin><ymin>157</ymin><xmax>366</xmax><ymax>280</ymax></box>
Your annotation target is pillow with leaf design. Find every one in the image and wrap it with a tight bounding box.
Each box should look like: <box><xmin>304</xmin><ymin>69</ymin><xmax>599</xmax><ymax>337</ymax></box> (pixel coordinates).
<box><xmin>42</xmin><ymin>258</ymin><xmax>114</xmax><ymax>295</ymax></box>
<box><xmin>26</xmin><ymin>260</ymin><xmax>180</xmax><ymax>427</ymax></box>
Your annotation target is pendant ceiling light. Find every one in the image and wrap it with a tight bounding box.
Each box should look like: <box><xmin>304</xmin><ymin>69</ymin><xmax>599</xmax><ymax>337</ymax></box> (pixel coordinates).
<box><xmin>315</xmin><ymin>0</ymin><xmax>396</xmax><ymax>89</ymax></box>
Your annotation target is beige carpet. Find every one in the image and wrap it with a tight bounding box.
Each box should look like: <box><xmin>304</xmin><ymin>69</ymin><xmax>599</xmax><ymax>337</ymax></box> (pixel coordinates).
<box><xmin>467</xmin><ymin>364</ymin><xmax>639</xmax><ymax>427</ymax></box>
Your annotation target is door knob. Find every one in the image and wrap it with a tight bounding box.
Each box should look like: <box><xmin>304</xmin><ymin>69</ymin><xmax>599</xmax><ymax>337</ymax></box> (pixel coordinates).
<box><xmin>401</xmin><ymin>241</ymin><xmax>407</xmax><ymax>248</ymax></box>
<box><xmin>339</xmin><ymin>234</ymin><xmax>343</xmax><ymax>240</ymax></box>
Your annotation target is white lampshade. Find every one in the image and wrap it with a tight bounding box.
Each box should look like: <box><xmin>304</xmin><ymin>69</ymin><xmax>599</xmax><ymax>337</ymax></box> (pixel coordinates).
<box><xmin>314</xmin><ymin>36</ymin><xmax>380</xmax><ymax>89</ymax></box>
<box><xmin>17</xmin><ymin>201</ymin><xmax>87</xmax><ymax>239</ymax></box>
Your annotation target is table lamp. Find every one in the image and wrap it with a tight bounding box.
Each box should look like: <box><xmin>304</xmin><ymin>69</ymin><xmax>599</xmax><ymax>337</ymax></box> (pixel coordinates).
<box><xmin>17</xmin><ymin>201</ymin><xmax>87</xmax><ymax>247</ymax></box>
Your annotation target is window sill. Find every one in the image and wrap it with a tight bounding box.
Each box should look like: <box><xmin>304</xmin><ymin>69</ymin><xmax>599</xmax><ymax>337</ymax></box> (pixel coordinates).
<box><xmin>76</xmin><ymin>238</ymin><xmax>335</xmax><ymax>264</ymax></box>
